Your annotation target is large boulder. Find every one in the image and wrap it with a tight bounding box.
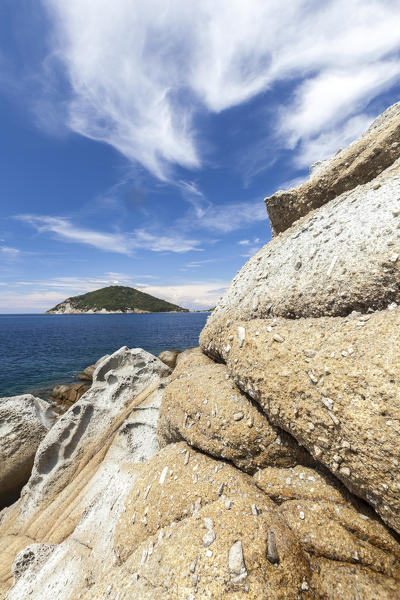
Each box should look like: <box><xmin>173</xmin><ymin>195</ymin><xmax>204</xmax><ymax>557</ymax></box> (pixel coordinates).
<box><xmin>3</xmin><ymin>381</ymin><xmax>167</xmax><ymax>600</ymax></box>
<box><xmin>203</xmin><ymin>157</ymin><xmax>400</xmax><ymax>326</ymax></box>
<box><xmin>266</xmin><ymin>101</ymin><xmax>400</xmax><ymax>234</ymax></box>
<box><xmin>0</xmin><ymin>395</ymin><xmax>56</xmax><ymax>509</ymax></box>
<box><xmin>18</xmin><ymin>347</ymin><xmax>170</xmax><ymax>521</ymax></box>
<box><xmin>0</xmin><ymin>347</ymin><xmax>170</xmax><ymax>598</ymax></box>
<box><xmin>255</xmin><ymin>465</ymin><xmax>400</xmax><ymax>599</ymax></box>
<box><xmin>201</xmin><ymin>308</ymin><xmax>400</xmax><ymax>535</ymax></box>
<box><xmin>7</xmin><ymin>442</ymin><xmax>400</xmax><ymax>600</ymax></box>
<box><xmin>159</xmin><ymin>348</ymin><xmax>312</xmax><ymax>473</ymax></box>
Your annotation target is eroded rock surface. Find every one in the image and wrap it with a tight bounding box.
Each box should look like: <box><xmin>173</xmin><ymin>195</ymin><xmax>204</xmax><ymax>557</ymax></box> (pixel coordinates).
<box><xmin>203</xmin><ymin>159</ymin><xmax>400</xmax><ymax>327</ymax></box>
<box><xmin>0</xmin><ymin>347</ymin><xmax>170</xmax><ymax>599</ymax></box>
<box><xmin>158</xmin><ymin>348</ymin><xmax>311</xmax><ymax>473</ymax></box>
<box><xmin>86</xmin><ymin>442</ymin><xmax>312</xmax><ymax>600</ymax></box>
<box><xmin>201</xmin><ymin>308</ymin><xmax>400</xmax><ymax>535</ymax></box>
<box><xmin>18</xmin><ymin>347</ymin><xmax>170</xmax><ymax>521</ymax></box>
<box><xmin>7</xmin><ymin>441</ymin><xmax>399</xmax><ymax>600</ymax></box>
<box><xmin>255</xmin><ymin>465</ymin><xmax>400</xmax><ymax>599</ymax></box>
<box><xmin>0</xmin><ymin>395</ymin><xmax>56</xmax><ymax>509</ymax></box>
<box><xmin>266</xmin><ymin>101</ymin><xmax>400</xmax><ymax>234</ymax></box>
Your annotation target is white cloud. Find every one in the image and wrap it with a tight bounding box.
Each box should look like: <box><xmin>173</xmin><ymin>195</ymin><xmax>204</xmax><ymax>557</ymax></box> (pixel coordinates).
<box><xmin>1</xmin><ymin>246</ymin><xmax>20</xmax><ymax>255</ymax></box>
<box><xmin>16</xmin><ymin>215</ymin><xmax>202</xmax><ymax>254</ymax></box>
<box><xmin>194</xmin><ymin>200</ymin><xmax>266</xmax><ymax>233</ymax></box>
<box><xmin>294</xmin><ymin>113</ymin><xmax>374</xmax><ymax>170</ymax></box>
<box><xmin>177</xmin><ymin>180</ymin><xmax>211</xmax><ymax>218</ymax></box>
<box><xmin>133</xmin><ymin>229</ymin><xmax>202</xmax><ymax>253</ymax></box>
<box><xmin>238</xmin><ymin>240</ymin><xmax>249</xmax><ymax>246</ymax></box>
<box><xmin>0</xmin><ymin>290</ymin><xmax>69</xmax><ymax>313</ymax></box>
<box><xmin>136</xmin><ymin>281</ymin><xmax>228</xmax><ymax>310</ymax></box>
<box><xmin>41</xmin><ymin>0</ymin><xmax>400</xmax><ymax>177</ymax></box>
<box><xmin>184</xmin><ymin>258</ymin><xmax>220</xmax><ymax>269</ymax></box>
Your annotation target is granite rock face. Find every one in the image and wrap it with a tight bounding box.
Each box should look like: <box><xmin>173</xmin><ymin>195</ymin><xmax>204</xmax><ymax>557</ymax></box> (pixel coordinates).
<box><xmin>266</xmin><ymin>101</ymin><xmax>400</xmax><ymax>234</ymax></box>
<box><xmin>5</xmin><ymin>441</ymin><xmax>400</xmax><ymax>600</ymax></box>
<box><xmin>203</xmin><ymin>158</ymin><xmax>400</xmax><ymax>326</ymax></box>
<box><xmin>18</xmin><ymin>347</ymin><xmax>170</xmax><ymax>522</ymax></box>
<box><xmin>0</xmin><ymin>395</ymin><xmax>56</xmax><ymax>509</ymax></box>
<box><xmin>0</xmin><ymin>347</ymin><xmax>170</xmax><ymax>599</ymax></box>
<box><xmin>201</xmin><ymin>308</ymin><xmax>400</xmax><ymax>535</ymax></box>
<box><xmin>255</xmin><ymin>465</ymin><xmax>400</xmax><ymax>599</ymax></box>
<box><xmin>82</xmin><ymin>443</ymin><xmax>312</xmax><ymax>600</ymax></box>
<box><xmin>159</xmin><ymin>348</ymin><xmax>312</xmax><ymax>473</ymax></box>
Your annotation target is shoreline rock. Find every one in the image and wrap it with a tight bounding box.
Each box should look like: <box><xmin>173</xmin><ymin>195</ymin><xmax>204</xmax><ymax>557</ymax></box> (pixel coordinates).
<box><xmin>0</xmin><ymin>395</ymin><xmax>56</xmax><ymax>509</ymax></box>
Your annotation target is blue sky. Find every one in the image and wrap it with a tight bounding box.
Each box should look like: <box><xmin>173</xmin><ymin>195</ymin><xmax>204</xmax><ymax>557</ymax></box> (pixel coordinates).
<box><xmin>1</xmin><ymin>0</ymin><xmax>400</xmax><ymax>312</ymax></box>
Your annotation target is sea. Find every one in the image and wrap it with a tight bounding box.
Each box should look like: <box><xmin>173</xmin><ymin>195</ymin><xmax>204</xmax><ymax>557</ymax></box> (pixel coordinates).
<box><xmin>0</xmin><ymin>312</ymin><xmax>210</xmax><ymax>398</ymax></box>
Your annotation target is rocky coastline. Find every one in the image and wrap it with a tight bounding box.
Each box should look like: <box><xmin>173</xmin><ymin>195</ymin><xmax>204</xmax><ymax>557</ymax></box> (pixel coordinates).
<box><xmin>46</xmin><ymin>303</ymin><xmax>151</xmax><ymax>314</ymax></box>
<box><xmin>0</xmin><ymin>102</ymin><xmax>400</xmax><ymax>599</ymax></box>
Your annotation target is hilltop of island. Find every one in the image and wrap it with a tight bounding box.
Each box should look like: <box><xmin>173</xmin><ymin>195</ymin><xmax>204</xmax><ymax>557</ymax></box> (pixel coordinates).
<box><xmin>46</xmin><ymin>285</ymin><xmax>189</xmax><ymax>314</ymax></box>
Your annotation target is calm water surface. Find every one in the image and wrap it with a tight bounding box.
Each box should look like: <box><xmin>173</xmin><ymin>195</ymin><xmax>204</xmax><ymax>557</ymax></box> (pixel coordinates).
<box><xmin>0</xmin><ymin>313</ymin><xmax>209</xmax><ymax>397</ymax></box>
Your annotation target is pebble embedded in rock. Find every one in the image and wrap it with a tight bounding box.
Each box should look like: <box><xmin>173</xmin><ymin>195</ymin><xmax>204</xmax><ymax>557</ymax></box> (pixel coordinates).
<box><xmin>266</xmin><ymin>529</ymin><xmax>279</xmax><ymax>564</ymax></box>
<box><xmin>233</xmin><ymin>412</ymin><xmax>244</xmax><ymax>421</ymax></box>
<box><xmin>228</xmin><ymin>540</ymin><xmax>247</xmax><ymax>582</ymax></box>
<box><xmin>272</xmin><ymin>333</ymin><xmax>285</xmax><ymax>343</ymax></box>
<box><xmin>308</xmin><ymin>371</ymin><xmax>318</xmax><ymax>384</ymax></box>
<box><xmin>202</xmin><ymin>518</ymin><xmax>216</xmax><ymax>547</ymax></box>
<box><xmin>237</xmin><ymin>326</ymin><xmax>246</xmax><ymax>348</ymax></box>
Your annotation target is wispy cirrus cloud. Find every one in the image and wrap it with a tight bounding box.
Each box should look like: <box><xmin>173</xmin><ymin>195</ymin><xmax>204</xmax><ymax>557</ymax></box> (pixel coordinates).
<box><xmin>15</xmin><ymin>215</ymin><xmax>203</xmax><ymax>254</ymax></box>
<box><xmin>40</xmin><ymin>0</ymin><xmax>400</xmax><ymax>179</ymax></box>
<box><xmin>1</xmin><ymin>246</ymin><xmax>20</xmax><ymax>255</ymax></box>
<box><xmin>177</xmin><ymin>180</ymin><xmax>211</xmax><ymax>218</ymax></box>
<box><xmin>193</xmin><ymin>200</ymin><xmax>266</xmax><ymax>233</ymax></box>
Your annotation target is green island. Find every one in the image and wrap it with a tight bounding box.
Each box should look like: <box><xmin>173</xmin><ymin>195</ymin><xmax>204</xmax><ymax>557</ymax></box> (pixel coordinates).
<box><xmin>46</xmin><ymin>285</ymin><xmax>188</xmax><ymax>314</ymax></box>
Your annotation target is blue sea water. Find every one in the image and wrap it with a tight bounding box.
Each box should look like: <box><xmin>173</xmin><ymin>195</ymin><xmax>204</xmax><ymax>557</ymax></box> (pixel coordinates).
<box><xmin>0</xmin><ymin>312</ymin><xmax>209</xmax><ymax>397</ymax></box>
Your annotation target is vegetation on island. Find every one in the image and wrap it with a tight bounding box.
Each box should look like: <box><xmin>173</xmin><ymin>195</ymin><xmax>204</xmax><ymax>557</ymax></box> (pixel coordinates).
<box><xmin>47</xmin><ymin>285</ymin><xmax>189</xmax><ymax>313</ymax></box>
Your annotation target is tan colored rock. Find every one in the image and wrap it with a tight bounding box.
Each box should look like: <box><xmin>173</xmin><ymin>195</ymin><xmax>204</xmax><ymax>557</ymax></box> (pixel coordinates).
<box><xmin>255</xmin><ymin>465</ymin><xmax>400</xmax><ymax>599</ymax></box>
<box><xmin>1</xmin><ymin>438</ymin><xmax>313</xmax><ymax>600</ymax></box>
<box><xmin>158</xmin><ymin>348</ymin><xmax>311</xmax><ymax>473</ymax></box>
<box><xmin>50</xmin><ymin>381</ymin><xmax>90</xmax><ymax>409</ymax></box>
<box><xmin>0</xmin><ymin>395</ymin><xmax>56</xmax><ymax>509</ymax></box>
<box><xmin>201</xmin><ymin>308</ymin><xmax>400</xmax><ymax>535</ymax></box>
<box><xmin>157</xmin><ymin>348</ymin><xmax>181</xmax><ymax>369</ymax></box>
<box><xmin>90</xmin><ymin>442</ymin><xmax>312</xmax><ymax>600</ymax></box>
<box><xmin>266</xmin><ymin>101</ymin><xmax>400</xmax><ymax>234</ymax></box>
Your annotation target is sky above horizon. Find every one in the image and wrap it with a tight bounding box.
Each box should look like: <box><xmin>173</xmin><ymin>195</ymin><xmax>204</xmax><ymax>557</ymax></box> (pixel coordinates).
<box><xmin>1</xmin><ymin>0</ymin><xmax>400</xmax><ymax>312</ymax></box>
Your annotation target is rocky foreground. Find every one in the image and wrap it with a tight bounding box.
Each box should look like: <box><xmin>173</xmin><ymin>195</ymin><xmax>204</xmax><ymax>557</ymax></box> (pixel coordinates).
<box><xmin>0</xmin><ymin>102</ymin><xmax>400</xmax><ymax>599</ymax></box>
